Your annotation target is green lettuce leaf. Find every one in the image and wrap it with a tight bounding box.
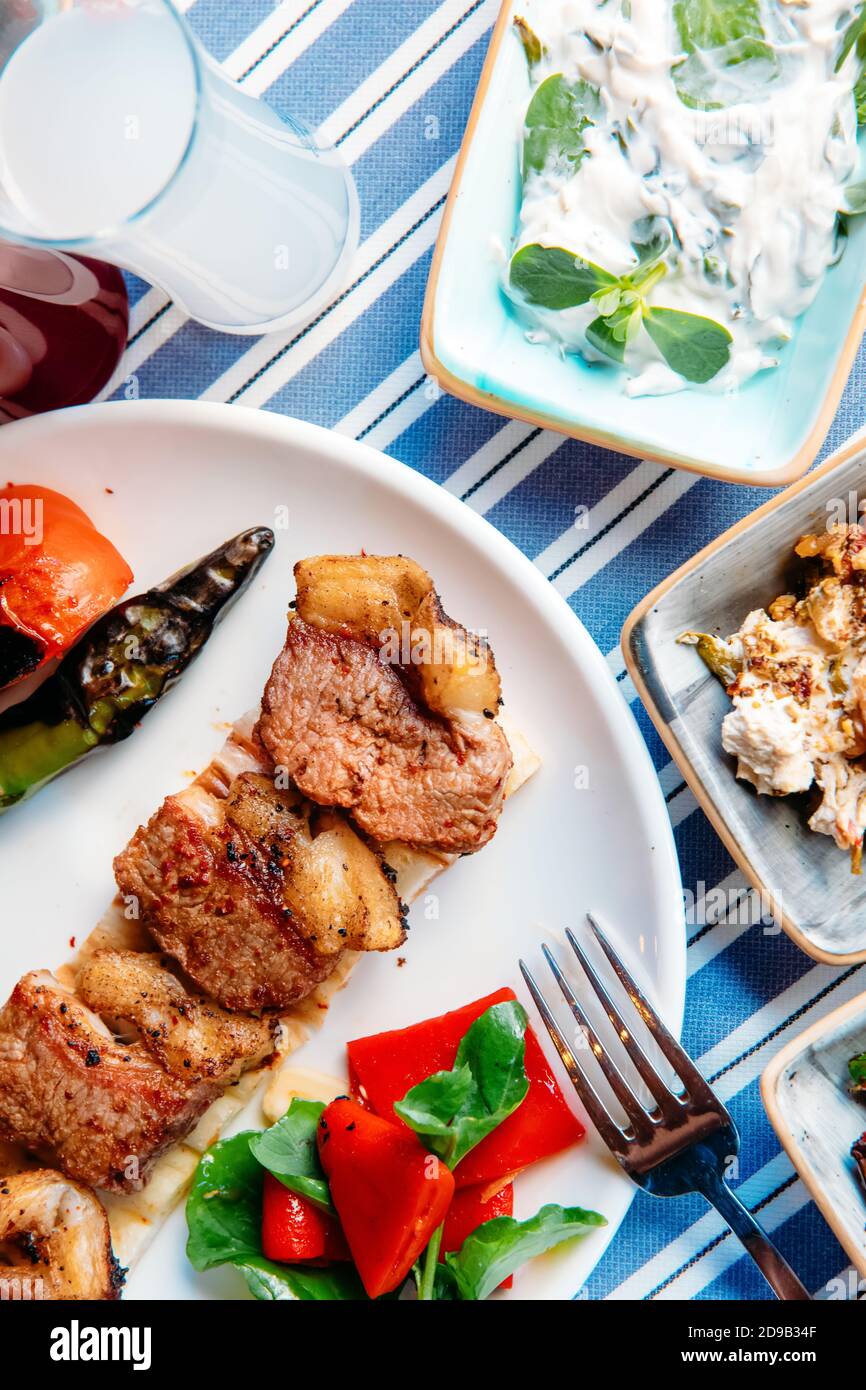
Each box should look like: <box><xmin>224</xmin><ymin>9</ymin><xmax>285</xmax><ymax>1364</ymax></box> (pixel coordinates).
<box><xmin>248</xmin><ymin>1098</ymin><xmax>334</xmax><ymax>1214</ymax></box>
<box><xmin>394</xmin><ymin>1000</ymin><xmax>529</xmax><ymax>1168</ymax></box>
<box><xmin>185</xmin><ymin>1131</ymin><xmax>364</xmax><ymax>1301</ymax></box>
<box><xmin>443</xmin><ymin>1204</ymin><xmax>608</xmax><ymax>1300</ymax></box>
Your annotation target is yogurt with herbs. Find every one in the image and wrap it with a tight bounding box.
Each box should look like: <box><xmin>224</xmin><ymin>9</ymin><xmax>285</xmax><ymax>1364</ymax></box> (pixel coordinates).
<box><xmin>507</xmin><ymin>0</ymin><xmax>866</xmax><ymax>395</ymax></box>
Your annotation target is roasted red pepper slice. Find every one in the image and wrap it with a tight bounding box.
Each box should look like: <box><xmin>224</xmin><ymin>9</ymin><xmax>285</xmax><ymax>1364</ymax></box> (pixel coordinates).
<box><xmin>0</xmin><ymin>482</ymin><xmax>132</xmax><ymax>689</ymax></box>
<box><xmin>317</xmin><ymin>1097</ymin><xmax>454</xmax><ymax>1298</ymax></box>
<box><xmin>347</xmin><ymin>988</ymin><xmax>584</xmax><ymax>1188</ymax></box>
<box><xmin>261</xmin><ymin>1173</ymin><xmax>350</xmax><ymax>1265</ymax></box>
<box><xmin>441</xmin><ymin>1181</ymin><xmax>515</xmax><ymax>1290</ymax></box>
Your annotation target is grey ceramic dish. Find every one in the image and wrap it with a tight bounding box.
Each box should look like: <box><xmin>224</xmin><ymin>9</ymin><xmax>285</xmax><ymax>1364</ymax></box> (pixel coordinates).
<box><xmin>762</xmin><ymin>990</ymin><xmax>866</xmax><ymax>1281</ymax></box>
<box><xmin>623</xmin><ymin>427</ymin><xmax>866</xmax><ymax>965</ymax></box>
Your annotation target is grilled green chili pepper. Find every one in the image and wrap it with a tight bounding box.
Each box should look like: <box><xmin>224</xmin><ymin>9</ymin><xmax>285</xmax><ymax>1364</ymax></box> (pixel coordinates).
<box><xmin>677</xmin><ymin>631</ymin><xmax>741</xmax><ymax>688</ymax></box>
<box><xmin>0</xmin><ymin>526</ymin><xmax>274</xmax><ymax>811</ymax></box>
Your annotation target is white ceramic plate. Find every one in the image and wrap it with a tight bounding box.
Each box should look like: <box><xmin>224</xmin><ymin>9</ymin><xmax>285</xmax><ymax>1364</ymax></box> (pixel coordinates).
<box><xmin>0</xmin><ymin>400</ymin><xmax>684</xmax><ymax>1301</ymax></box>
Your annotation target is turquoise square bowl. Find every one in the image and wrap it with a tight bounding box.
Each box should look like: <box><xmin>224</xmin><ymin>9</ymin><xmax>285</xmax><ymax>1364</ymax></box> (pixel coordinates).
<box><xmin>421</xmin><ymin>0</ymin><xmax>866</xmax><ymax>487</ymax></box>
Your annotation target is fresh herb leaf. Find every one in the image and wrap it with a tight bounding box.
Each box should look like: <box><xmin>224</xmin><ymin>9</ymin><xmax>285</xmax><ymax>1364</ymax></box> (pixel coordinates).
<box><xmin>186</xmin><ymin>1131</ymin><xmax>365</xmax><ymax>1301</ymax></box>
<box><xmin>523</xmin><ymin>73</ymin><xmax>601</xmax><ymax>176</ymax></box>
<box><xmin>394</xmin><ymin>1000</ymin><xmax>530</xmax><ymax>1169</ymax></box>
<box><xmin>672</xmin><ymin>0</ymin><xmax>778</xmax><ymax>110</ymax></box>
<box><xmin>849</xmin><ymin>1051</ymin><xmax>866</xmax><ymax>1090</ymax></box>
<box><xmin>248</xmin><ymin>1099</ymin><xmax>334</xmax><ymax>1214</ymax></box>
<box><xmin>510</xmin><ymin>244</ymin><xmax>616</xmax><ymax>309</ymax></box>
<box><xmin>237</xmin><ymin>1255</ymin><xmax>365</xmax><ymax>1301</ymax></box>
<box><xmin>186</xmin><ymin>1131</ymin><xmax>264</xmax><ymax>1271</ymax></box>
<box><xmin>586</xmin><ymin>315</ymin><xmax>627</xmax><ymax>363</ymax></box>
<box><xmin>443</xmin><ymin>1204</ymin><xmax>608</xmax><ymax>1300</ymax></box>
<box><xmin>514</xmin><ymin>15</ymin><xmax>544</xmax><ymax>67</ymax></box>
<box><xmin>643</xmin><ymin>305</ymin><xmax>732</xmax><ymax>383</ymax></box>
<box><xmin>836</xmin><ymin>3</ymin><xmax>866</xmax><ymax>73</ymax></box>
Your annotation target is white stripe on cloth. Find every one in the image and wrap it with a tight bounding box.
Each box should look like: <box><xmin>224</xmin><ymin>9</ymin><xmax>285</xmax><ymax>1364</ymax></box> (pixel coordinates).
<box><xmin>319</xmin><ymin>0</ymin><xmax>497</xmax><ymax>158</ymax></box>
<box><xmin>357</xmin><ymin>373</ymin><xmax>432</xmax><ymax>451</ymax></box>
<box><xmin>223</xmin><ymin>0</ymin><xmax>358</xmax><ymax>91</ymax></box>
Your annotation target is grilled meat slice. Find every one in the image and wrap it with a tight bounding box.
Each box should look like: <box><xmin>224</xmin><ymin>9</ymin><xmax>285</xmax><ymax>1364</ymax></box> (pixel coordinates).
<box><xmin>292</xmin><ymin>554</ymin><xmax>503</xmax><ymax>718</ymax></box>
<box><xmin>0</xmin><ymin>1169</ymin><xmax>123</xmax><ymax>1300</ymax></box>
<box><xmin>257</xmin><ymin>617</ymin><xmax>513</xmax><ymax>854</ymax></box>
<box><xmin>113</xmin><ymin>772</ymin><xmax>404</xmax><ymax>1012</ymax></box>
<box><xmin>0</xmin><ymin>972</ymin><xmax>217</xmax><ymax>1192</ymax></box>
<box><xmin>77</xmin><ymin>950</ymin><xmax>275</xmax><ymax>1084</ymax></box>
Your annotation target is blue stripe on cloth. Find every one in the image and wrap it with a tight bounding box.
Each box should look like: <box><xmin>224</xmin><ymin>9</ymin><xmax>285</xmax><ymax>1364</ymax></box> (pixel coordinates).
<box><xmin>262</xmin><ymin>253</ymin><xmax>435</xmax><ymax>424</ymax></box>
<box><xmin>252</xmin><ymin>0</ymin><xmax>445</xmax><ymax>131</ymax></box>
<box><xmin>486</xmin><ymin>444</ymin><xmax>641</xmax><ymax>559</ymax></box>
<box><xmin>187</xmin><ymin>0</ymin><xmax>279</xmax><ymax>61</ymax></box>
<box><xmin>389</xmin><ymin>392</ymin><xmax>510</xmax><ymax>483</ymax></box>
<box><xmin>348</xmin><ymin>32</ymin><xmax>492</xmax><ymax>236</ymax></box>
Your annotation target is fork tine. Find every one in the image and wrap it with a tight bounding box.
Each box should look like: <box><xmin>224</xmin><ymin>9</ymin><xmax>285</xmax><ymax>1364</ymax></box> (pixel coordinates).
<box><xmin>540</xmin><ymin>945</ymin><xmax>656</xmax><ymax>1142</ymax></box>
<box><xmin>585</xmin><ymin>912</ymin><xmax>722</xmax><ymax>1109</ymax></box>
<box><xmin>519</xmin><ymin>959</ymin><xmax>631</xmax><ymax>1160</ymax></box>
<box><xmin>564</xmin><ymin>927</ymin><xmax>683</xmax><ymax>1120</ymax></box>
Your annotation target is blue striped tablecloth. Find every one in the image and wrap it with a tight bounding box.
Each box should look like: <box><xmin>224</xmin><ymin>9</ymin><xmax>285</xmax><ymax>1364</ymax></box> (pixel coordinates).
<box><xmin>113</xmin><ymin>0</ymin><xmax>866</xmax><ymax>1300</ymax></box>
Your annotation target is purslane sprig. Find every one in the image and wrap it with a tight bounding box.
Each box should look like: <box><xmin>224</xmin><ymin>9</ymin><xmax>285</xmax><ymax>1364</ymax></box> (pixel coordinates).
<box><xmin>510</xmin><ymin>241</ymin><xmax>732</xmax><ymax>384</ymax></box>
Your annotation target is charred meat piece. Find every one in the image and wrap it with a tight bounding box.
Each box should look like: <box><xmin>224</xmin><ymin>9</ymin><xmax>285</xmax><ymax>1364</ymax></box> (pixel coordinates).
<box><xmin>114</xmin><ymin>772</ymin><xmax>405</xmax><ymax>1012</ymax></box>
<box><xmin>258</xmin><ymin>614</ymin><xmax>513</xmax><ymax>854</ymax></box>
<box><xmin>0</xmin><ymin>1169</ymin><xmax>124</xmax><ymax>1300</ymax></box>
<box><xmin>0</xmin><ymin>972</ymin><xmax>218</xmax><ymax>1192</ymax></box>
<box><xmin>77</xmin><ymin>950</ymin><xmax>275</xmax><ymax>1084</ymax></box>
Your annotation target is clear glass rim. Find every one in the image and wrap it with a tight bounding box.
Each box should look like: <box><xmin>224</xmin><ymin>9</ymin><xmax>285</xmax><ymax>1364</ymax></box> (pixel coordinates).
<box><xmin>0</xmin><ymin>0</ymin><xmax>204</xmax><ymax>249</ymax></box>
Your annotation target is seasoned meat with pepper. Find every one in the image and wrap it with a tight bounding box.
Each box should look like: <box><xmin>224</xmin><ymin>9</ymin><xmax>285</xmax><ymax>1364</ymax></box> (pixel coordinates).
<box><xmin>113</xmin><ymin>772</ymin><xmax>405</xmax><ymax>1012</ymax></box>
<box><xmin>0</xmin><ymin>972</ymin><xmax>217</xmax><ymax>1192</ymax></box>
<box><xmin>77</xmin><ymin>950</ymin><xmax>275</xmax><ymax>1083</ymax></box>
<box><xmin>0</xmin><ymin>1169</ymin><xmax>124</xmax><ymax>1300</ymax></box>
<box><xmin>257</xmin><ymin>616</ymin><xmax>513</xmax><ymax>854</ymax></box>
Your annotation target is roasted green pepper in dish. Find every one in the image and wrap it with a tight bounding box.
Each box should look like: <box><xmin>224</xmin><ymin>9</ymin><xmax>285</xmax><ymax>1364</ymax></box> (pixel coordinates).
<box><xmin>0</xmin><ymin>526</ymin><xmax>274</xmax><ymax>811</ymax></box>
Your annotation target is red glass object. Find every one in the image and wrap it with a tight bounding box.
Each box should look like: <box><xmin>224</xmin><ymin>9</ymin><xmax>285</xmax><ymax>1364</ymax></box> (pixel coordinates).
<box><xmin>0</xmin><ymin>241</ymin><xmax>128</xmax><ymax>422</ymax></box>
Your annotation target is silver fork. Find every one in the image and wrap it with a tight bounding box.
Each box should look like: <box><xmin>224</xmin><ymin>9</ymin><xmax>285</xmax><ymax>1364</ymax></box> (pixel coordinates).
<box><xmin>520</xmin><ymin>913</ymin><xmax>811</xmax><ymax>1301</ymax></box>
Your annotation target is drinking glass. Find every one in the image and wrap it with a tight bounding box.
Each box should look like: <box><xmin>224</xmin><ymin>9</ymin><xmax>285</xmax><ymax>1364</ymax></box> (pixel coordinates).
<box><xmin>0</xmin><ymin>0</ymin><xmax>359</xmax><ymax>334</ymax></box>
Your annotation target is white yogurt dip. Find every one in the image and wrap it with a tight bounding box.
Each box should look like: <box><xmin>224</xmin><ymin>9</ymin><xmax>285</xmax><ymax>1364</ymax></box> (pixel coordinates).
<box><xmin>508</xmin><ymin>0</ymin><xmax>866</xmax><ymax>393</ymax></box>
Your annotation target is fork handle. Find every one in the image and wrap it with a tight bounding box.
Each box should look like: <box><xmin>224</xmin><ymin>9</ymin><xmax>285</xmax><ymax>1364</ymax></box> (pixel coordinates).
<box><xmin>695</xmin><ymin>1168</ymin><xmax>811</xmax><ymax>1301</ymax></box>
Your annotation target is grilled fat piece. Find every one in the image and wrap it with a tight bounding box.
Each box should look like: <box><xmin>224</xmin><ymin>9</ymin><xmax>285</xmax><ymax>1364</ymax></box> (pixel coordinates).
<box><xmin>258</xmin><ymin>555</ymin><xmax>513</xmax><ymax>854</ymax></box>
<box><xmin>76</xmin><ymin>950</ymin><xmax>275</xmax><ymax>1084</ymax></box>
<box><xmin>0</xmin><ymin>1169</ymin><xmax>123</xmax><ymax>1300</ymax></box>
<box><xmin>114</xmin><ymin>771</ymin><xmax>405</xmax><ymax>1012</ymax></box>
